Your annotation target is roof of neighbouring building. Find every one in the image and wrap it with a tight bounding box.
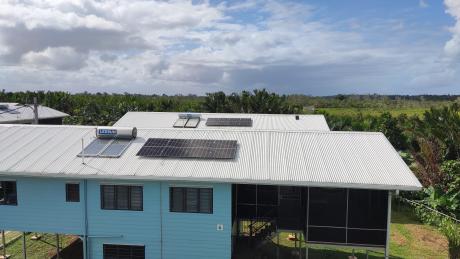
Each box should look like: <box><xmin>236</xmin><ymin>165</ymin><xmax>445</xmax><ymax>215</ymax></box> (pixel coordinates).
<box><xmin>0</xmin><ymin>124</ymin><xmax>422</xmax><ymax>191</ymax></box>
<box><xmin>114</xmin><ymin>112</ymin><xmax>330</xmax><ymax>131</ymax></box>
<box><xmin>0</xmin><ymin>103</ymin><xmax>69</xmax><ymax>124</ymax></box>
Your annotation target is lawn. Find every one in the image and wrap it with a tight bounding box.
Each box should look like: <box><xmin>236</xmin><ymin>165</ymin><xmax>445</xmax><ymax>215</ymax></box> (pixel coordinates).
<box><xmin>316</xmin><ymin>107</ymin><xmax>429</xmax><ymax>117</ymax></box>
<box><xmin>0</xmin><ymin>233</ymin><xmax>77</xmax><ymax>259</ymax></box>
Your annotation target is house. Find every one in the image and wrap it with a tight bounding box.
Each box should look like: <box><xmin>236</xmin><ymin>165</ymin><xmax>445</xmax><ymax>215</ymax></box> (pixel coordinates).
<box><xmin>0</xmin><ymin>112</ymin><xmax>421</xmax><ymax>259</ymax></box>
<box><xmin>0</xmin><ymin>103</ymin><xmax>69</xmax><ymax>124</ymax></box>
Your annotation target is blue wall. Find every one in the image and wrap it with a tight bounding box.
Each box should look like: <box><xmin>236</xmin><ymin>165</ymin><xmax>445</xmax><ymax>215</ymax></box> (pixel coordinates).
<box><xmin>0</xmin><ymin>177</ymin><xmax>84</xmax><ymax>234</ymax></box>
<box><xmin>0</xmin><ymin>177</ymin><xmax>232</xmax><ymax>259</ymax></box>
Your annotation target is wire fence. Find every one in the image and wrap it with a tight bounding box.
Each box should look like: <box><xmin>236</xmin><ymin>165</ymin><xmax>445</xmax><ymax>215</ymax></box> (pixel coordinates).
<box><xmin>396</xmin><ymin>196</ymin><xmax>460</xmax><ymax>224</ymax></box>
<box><xmin>1</xmin><ymin>232</ymin><xmax>79</xmax><ymax>259</ymax></box>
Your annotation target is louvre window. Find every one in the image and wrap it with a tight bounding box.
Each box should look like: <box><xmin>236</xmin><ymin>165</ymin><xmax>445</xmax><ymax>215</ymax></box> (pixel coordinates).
<box><xmin>103</xmin><ymin>244</ymin><xmax>145</xmax><ymax>259</ymax></box>
<box><xmin>101</xmin><ymin>185</ymin><xmax>143</xmax><ymax>211</ymax></box>
<box><xmin>66</xmin><ymin>183</ymin><xmax>80</xmax><ymax>202</ymax></box>
<box><xmin>0</xmin><ymin>181</ymin><xmax>17</xmax><ymax>205</ymax></box>
<box><xmin>170</xmin><ymin>187</ymin><xmax>213</xmax><ymax>214</ymax></box>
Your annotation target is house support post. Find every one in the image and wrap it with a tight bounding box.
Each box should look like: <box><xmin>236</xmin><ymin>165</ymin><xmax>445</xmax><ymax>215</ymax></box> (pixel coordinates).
<box><xmin>276</xmin><ymin>230</ymin><xmax>279</xmax><ymax>259</ymax></box>
<box><xmin>298</xmin><ymin>233</ymin><xmax>302</xmax><ymax>259</ymax></box>
<box><xmin>55</xmin><ymin>234</ymin><xmax>60</xmax><ymax>259</ymax></box>
<box><xmin>1</xmin><ymin>230</ymin><xmax>6</xmax><ymax>258</ymax></box>
<box><xmin>22</xmin><ymin>232</ymin><xmax>26</xmax><ymax>259</ymax></box>
<box><xmin>385</xmin><ymin>191</ymin><xmax>392</xmax><ymax>259</ymax></box>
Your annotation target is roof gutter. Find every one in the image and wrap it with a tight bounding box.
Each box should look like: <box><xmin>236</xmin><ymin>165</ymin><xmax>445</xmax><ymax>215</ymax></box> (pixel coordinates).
<box><xmin>0</xmin><ymin>171</ymin><xmax>422</xmax><ymax>191</ymax></box>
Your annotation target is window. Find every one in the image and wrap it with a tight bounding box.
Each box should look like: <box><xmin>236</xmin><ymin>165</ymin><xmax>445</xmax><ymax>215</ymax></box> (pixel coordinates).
<box><xmin>66</xmin><ymin>183</ymin><xmax>80</xmax><ymax>202</ymax></box>
<box><xmin>0</xmin><ymin>181</ymin><xmax>17</xmax><ymax>205</ymax></box>
<box><xmin>170</xmin><ymin>187</ymin><xmax>213</xmax><ymax>213</ymax></box>
<box><xmin>101</xmin><ymin>185</ymin><xmax>143</xmax><ymax>211</ymax></box>
<box><xmin>103</xmin><ymin>244</ymin><xmax>145</xmax><ymax>259</ymax></box>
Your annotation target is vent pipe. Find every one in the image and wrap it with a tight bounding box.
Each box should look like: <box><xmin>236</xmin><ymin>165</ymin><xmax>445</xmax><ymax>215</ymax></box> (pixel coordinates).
<box><xmin>295</xmin><ymin>115</ymin><xmax>299</xmax><ymax>120</ymax></box>
<box><xmin>33</xmin><ymin>97</ymin><xmax>39</xmax><ymax>124</ymax></box>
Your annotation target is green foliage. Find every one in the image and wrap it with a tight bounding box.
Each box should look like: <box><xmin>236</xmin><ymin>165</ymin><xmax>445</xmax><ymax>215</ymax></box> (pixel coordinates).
<box><xmin>203</xmin><ymin>89</ymin><xmax>302</xmax><ymax>114</ymax></box>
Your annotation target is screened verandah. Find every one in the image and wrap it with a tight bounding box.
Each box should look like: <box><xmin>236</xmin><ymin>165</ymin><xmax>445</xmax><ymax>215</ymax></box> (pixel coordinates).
<box><xmin>231</xmin><ymin>184</ymin><xmax>391</xmax><ymax>259</ymax></box>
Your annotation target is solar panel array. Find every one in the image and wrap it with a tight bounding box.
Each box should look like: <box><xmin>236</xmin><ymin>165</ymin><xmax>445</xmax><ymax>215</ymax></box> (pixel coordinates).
<box><xmin>173</xmin><ymin>117</ymin><xmax>201</xmax><ymax>128</ymax></box>
<box><xmin>137</xmin><ymin>138</ymin><xmax>238</xmax><ymax>159</ymax></box>
<box><xmin>78</xmin><ymin>138</ymin><xmax>132</xmax><ymax>158</ymax></box>
<box><xmin>206</xmin><ymin>118</ymin><xmax>253</xmax><ymax>127</ymax></box>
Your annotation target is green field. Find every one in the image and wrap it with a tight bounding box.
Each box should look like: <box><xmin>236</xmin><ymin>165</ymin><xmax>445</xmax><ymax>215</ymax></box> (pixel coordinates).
<box><xmin>316</xmin><ymin>107</ymin><xmax>429</xmax><ymax>117</ymax></box>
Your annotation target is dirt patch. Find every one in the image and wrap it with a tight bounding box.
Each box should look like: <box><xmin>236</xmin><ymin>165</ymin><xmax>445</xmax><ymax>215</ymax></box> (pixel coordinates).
<box><xmin>391</xmin><ymin>228</ymin><xmax>407</xmax><ymax>246</ymax></box>
<box><xmin>406</xmin><ymin>224</ymin><xmax>448</xmax><ymax>253</ymax></box>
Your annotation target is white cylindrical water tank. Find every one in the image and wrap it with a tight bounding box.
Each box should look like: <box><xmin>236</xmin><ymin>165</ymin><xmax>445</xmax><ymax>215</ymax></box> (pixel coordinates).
<box><xmin>96</xmin><ymin>127</ymin><xmax>137</xmax><ymax>139</ymax></box>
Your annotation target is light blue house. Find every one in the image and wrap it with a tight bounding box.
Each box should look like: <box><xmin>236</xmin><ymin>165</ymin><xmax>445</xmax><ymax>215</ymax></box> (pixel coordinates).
<box><xmin>0</xmin><ymin>112</ymin><xmax>421</xmax><ymax>259</ymax></box>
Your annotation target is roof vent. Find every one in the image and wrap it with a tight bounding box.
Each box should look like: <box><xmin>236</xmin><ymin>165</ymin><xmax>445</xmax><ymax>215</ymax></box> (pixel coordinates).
<box><xmin>295</xmin><ymin>115</ymin><xmax>299</xmax><ymax>120</ymax></box>
<box><xmin>96</xmin><ymin>127</ymin><xmax>137</xmax><ymax>139</ymax></box>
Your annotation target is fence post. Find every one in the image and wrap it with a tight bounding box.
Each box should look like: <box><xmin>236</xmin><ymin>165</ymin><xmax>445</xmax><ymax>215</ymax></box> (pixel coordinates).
<box><xmin>22</xmin><ymin>232</ymin><xmax>26</xmax><ymax>259</ymax></box>
<box><xmin>1</xmin><ymin>230</ymin><xmax>6</xmax><ymax>258</ymax></box>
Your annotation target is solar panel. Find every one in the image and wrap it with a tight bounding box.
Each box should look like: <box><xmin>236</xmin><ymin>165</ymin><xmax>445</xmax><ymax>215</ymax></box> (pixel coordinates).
<box><xmin>173</xmin><ymin>118</ymin><xmax>188</xmax><ymax>128</ymax></box>
<box><xmin>206</xmin><ymin>118</ymin><xmax>252</xmax><ymax>127</ymax></box>
<box><xmin>99</xmin><ymin>139</ymin><xmax>132</xmax><ymax>157</ymax></box>
<box><xmin>137</xmin><ymin>138</ymin><xmax>238</xmax><ymax>159</ymax></box>
<box><xmin>184</xmin><ymin>117</ymin><xmax>200</xmax><ymax>128</ymax></box>
<box><xmin>78</xmin><ymin>139</ymin><xmax>111</xmax><ymax>157</ymax></box>
<box><xmin>78</xmin><ymin>138</ymin><xmax>132</xmax><ymax>158</ymax></box>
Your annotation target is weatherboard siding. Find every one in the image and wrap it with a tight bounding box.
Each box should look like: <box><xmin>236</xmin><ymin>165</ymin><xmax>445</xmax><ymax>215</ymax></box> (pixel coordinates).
<box><xmin>86</xmin><ymin>180</ymin><xmax>162</xmax><ymax>259</ymax></box>
<box><xmin>0</xmin><ymin>176</ymin><xmax>84</xmax><ymax>234</ymax></box>
<box><xmin>0</xmin><ymin>176</ymin><xmax>232</xmax><ymax>259</ymax></box>
<box><xmin>162</xmin><ymin>182</ymin><xmax>232</xmax><ymax>259</ymax></box>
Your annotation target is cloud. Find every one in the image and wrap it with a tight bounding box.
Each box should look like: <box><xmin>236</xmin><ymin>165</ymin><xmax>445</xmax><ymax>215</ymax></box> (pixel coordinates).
<box><xmin>0</xmin><ymin>0</ymin><xmax>459</xmax><ymax>94</ymax></box>
<box><xmin>444</xmin><ymin>0</ymin><xmax>460</xmax><ymax>59</ymax></box>
<box><xmin>419</xmin><ymin>0</ymin><xmax>429</xmax><ymax>8</ymax></box>
<box><xmin>21</xmin><ymin>47</ymin><xmax>88</xmax><ymax>70</ymax></box>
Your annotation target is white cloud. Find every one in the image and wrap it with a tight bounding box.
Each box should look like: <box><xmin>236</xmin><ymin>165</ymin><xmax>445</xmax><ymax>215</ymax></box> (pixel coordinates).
<box><xmin>0</xmin><ymin>0</ymin><xmax>458</xmax><ymax>94</ymax></box>
<box><xmin>419</xmin><ymin>0</ymin><xmax>429</xmax><ymax>8</ymax></box>
<box><xmin>22</xmin><ymin>47</ymin><xmax>87</xmax><ymax>70</ymax></box>
<box><xmin>444</xmin><ymin>0</ymin><xmax>460</xmax><ymax>59</ymax></box>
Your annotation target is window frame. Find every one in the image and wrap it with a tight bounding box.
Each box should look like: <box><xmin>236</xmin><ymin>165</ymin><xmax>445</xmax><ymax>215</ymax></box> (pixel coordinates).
<box><xmin>65</xmin><ymin>183</ymin><xmax>80</xmax><ymax>202</ymax></box>
<box><xmin>101</xmin><ymin>185</ymin><xmax>143</xmax><ymax>211</ymax></box>
<box><xmin>103</xmin><ymin>244</ymin><xmax>145</xmax><ymax>259</ymax></box>
<box><xmin>0</xmin><ymin>181</ymin><xmax>18</xmax><ymax>206</ymax></box>
<box><xmin>169</xmin><ymin>187</ymin><xmax>213</xmax><ymax>214</ymax></box>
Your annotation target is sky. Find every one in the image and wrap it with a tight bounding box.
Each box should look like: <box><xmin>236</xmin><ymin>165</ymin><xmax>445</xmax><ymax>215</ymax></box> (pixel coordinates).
<box><xmin>0</xmin><ymin>0</ymin><xmax>459</xmax><ymax>95</ymax></box>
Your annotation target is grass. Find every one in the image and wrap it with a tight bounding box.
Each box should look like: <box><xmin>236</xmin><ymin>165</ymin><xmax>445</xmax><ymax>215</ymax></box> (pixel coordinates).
<box><xmin>316</xmin><ymin>107</ymin><xmax>429</xmax><ymax>117</ymax></box>
<box><xmin>0</xmin><ymin>233</ymin><xmax>77</xmax><ymax>259</ymax></box>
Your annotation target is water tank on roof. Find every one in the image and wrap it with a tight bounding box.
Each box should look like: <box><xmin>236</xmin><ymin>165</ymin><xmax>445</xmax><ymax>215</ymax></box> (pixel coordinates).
<box><xmin>96</xmin><ymin>127</ymin><xmax>137</xmax><ymax>139</ymax></box>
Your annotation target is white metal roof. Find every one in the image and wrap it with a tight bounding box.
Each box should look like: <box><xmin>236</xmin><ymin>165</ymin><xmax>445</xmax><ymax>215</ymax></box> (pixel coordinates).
<box><xmin>0</xmin><ymin>103</ymin><xmax>69</xmax><ymax>124</ymax></box>
<box><xmin>114</xmin><ymin>112</ymin><xmax>330</xmax><ymax>131</ymax></box>
<box><xmin>0</xmin><ymin>124</ymin><xmax>421</xmax><ymax>191</ymax></box>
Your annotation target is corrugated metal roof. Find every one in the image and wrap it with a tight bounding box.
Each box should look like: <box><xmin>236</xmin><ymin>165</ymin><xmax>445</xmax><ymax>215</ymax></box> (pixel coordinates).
<box><xmin>0</xmin><ymin>103</ymin><xmax>69</xmax><ymax>123</ymax></box>
<box><xmin>114</xmin><ymin>112</ymin><xmax>330</xmax><ymax>131</ymax></box>
<box><xmin>0</xmin><ymin>124</ymin><xmax>421</xmax><ymax>191</ymax></box>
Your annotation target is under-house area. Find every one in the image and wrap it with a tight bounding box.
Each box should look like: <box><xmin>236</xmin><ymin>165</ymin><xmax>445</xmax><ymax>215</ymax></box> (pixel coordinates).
<box><xmin>232</xmin><ymin>184</ymin><xmax>390</xmax><ymax>259</ymax></box>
